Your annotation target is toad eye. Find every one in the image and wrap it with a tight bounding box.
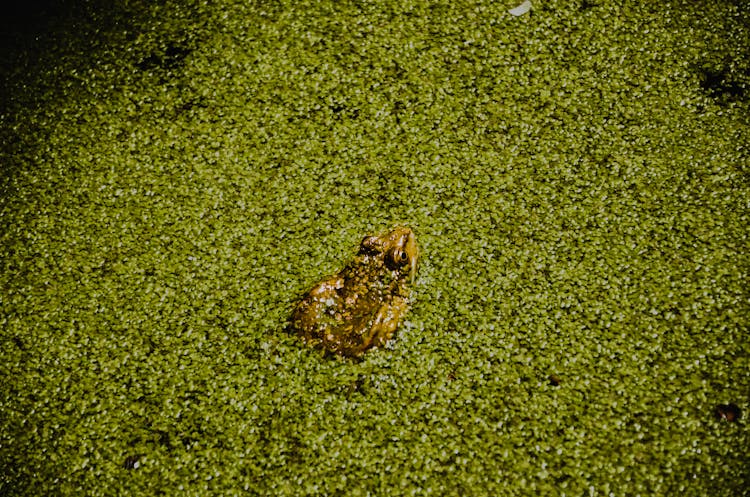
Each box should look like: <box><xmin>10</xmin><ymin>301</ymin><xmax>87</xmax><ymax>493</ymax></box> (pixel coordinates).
<box><xmin>386</xmin><ymin>249</ymin><xmax>410</xmax><ymax>270</ymax></box>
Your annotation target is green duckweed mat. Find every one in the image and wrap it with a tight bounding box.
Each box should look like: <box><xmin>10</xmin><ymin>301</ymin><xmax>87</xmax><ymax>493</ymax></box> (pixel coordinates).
<box><xmin>1</xmin><ymin>0</ymin><xmax>748</xmax><ymax>495</ymax></box>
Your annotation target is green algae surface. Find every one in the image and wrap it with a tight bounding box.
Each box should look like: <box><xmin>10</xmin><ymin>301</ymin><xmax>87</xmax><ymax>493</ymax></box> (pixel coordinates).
<box><xmin>1</xmin><ymin>0</ymin><xmax>749</xmax><ymax>495</ymax></box>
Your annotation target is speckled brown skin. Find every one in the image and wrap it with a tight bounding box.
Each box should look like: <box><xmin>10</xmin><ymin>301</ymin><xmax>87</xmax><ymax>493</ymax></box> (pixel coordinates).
<box><xmin>290</xmin><ymin>226</ymin><xmax>418</xmax><ymax>357</ymax></box>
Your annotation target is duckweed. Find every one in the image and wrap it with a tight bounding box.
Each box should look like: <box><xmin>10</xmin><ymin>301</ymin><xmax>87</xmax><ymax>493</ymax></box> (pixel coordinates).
<box><xmin>1</xmin><ymin>0</ymin><xmax>748</xmax><ymax>495</ymax></box>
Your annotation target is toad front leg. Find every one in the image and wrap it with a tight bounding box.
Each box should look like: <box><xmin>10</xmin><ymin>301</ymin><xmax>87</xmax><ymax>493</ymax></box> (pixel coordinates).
<box><xmin>359</xmin><ymin>296</ymin><xmax>409</xmax><ymax>350</ymax></box>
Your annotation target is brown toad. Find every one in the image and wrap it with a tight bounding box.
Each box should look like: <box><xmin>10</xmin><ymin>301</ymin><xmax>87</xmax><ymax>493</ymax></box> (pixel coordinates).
<box><xmin>289</xmin><ymin>226</ymin><xmax>418</xmax><ymax>357</ymax></box>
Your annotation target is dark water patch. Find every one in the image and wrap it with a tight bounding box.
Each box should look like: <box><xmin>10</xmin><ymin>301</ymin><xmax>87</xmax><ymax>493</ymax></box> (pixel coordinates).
<box><xmin>136</xmin><ymin>43</ymin><xmax>193</xmax><ymax>73</ymax></box>
<box><xmin>699</xmin><ymin>67</ymin><xmax>746</xmax><ymax>101</ymax></box>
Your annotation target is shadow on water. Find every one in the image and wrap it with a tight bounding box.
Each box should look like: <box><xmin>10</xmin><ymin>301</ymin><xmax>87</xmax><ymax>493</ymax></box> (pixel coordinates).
<box><xmin>0</xmin><ymin>0</ymin><xmax>139</xmax><ymax>184</ymax></box>
<box><xmin>1</xmin><ymin>0</ymin><xmax>87</xmax><ymax>57</ymax></box>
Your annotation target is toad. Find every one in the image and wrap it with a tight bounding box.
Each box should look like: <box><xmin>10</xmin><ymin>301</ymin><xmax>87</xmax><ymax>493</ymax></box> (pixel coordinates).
<box><xmin>289</xmin><ymin>226</ymin><xmax>418</xmax><ymax>357</ymax></box>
